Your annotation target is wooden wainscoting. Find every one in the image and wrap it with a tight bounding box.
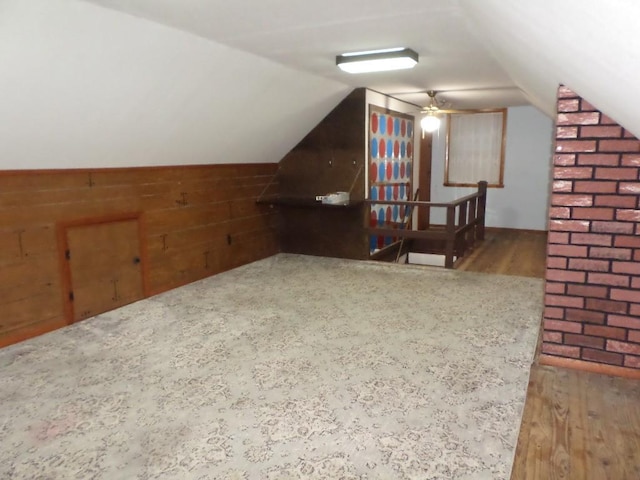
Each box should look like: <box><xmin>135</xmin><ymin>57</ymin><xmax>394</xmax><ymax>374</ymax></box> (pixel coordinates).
<box><xmin>0</xmin><ymin>163</ymin><xmax>279</xmax><ymax>347</ymax></box>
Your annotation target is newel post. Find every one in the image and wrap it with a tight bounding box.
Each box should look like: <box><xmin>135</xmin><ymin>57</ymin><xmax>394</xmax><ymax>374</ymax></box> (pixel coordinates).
<box><xmin>477</xmin><ymin>181</ymin><xmax>487</xmax><ymax>241</ymax></box>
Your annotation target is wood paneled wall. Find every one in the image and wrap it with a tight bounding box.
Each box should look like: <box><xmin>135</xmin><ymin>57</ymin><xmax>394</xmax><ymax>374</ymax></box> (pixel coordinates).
<box><xmin>274</xmin><ymin>88</ymin><xmax>369</xmax><ymax>259</ymax></box>
<box><xmin>0</xmin><ymin>163</ymin><xmax>279</xmax><ymax>346</ymax></box>
<box><xmin>277</xmin><ymin>88</ymin><xmax>366</xmax><ymax>200</ymax></box>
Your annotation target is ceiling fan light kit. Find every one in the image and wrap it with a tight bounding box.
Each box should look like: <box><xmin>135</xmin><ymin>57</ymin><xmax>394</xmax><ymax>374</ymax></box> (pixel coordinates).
<box><xmin>421</xmin><ymin>90</ymin><xmax>443</xmax><ymax>134</ymax></box>
<box><xmin>420</xmin><ymin>114</ymin><xmax>441</xmax><ymax>133</ymax></box>
<box><xmin>336</xmin><ymin>47</ymin><xmax>418</xmax><ymax>74</ymax></box>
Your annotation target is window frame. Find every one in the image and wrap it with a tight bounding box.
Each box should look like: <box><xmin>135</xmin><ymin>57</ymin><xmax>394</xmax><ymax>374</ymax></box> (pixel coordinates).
<box><xmin>444</xmin><ymin>108</ymin><xmax>508</xmax><ymax>188</ymax></box>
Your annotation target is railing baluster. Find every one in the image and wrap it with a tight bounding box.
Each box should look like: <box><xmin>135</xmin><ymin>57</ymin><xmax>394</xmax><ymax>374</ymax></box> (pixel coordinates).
<box><xmin>477</xmin><ymin>181</ymin><xmax>488</xmax><ymax>241</ymax></box>
<box><xmin>445</xmin><ymin>205</ymin><xmax>455</xmax><ymax>268</ymax></box>
<box><xmin>458</xmin><ymin>202</ymin><xmax>467</xmax><ymax>256</ymax></box>
<box><xmin>365</xmin><ymin>180</ymin><xmax>488</xmax><ymax>268</ymax></box>
<box><xmin>469</xmin><ymin>197</ymin><xmax>477</xmax><ymax>246</ymax></box>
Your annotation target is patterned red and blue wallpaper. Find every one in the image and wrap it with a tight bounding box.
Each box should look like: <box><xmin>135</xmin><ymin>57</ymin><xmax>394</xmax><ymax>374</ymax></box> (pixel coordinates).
<box><xmin>368</xmin><ymin>106</ymin><xmax>414</xmax><ymax>254</ymax></box>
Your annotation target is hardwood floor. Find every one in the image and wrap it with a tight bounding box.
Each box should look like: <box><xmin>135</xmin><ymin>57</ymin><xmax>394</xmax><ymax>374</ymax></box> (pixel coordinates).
<box><xmin>456</xmin><ymin>228</ymin><xmax>548</xmax><ymax>278</ymax></box>
<box><xmin>511</xmin><ymin>364</ymin><xmax>640</xmax><ymax>480</ymax></box>
<box><xmin>452</xmin><ymin>229</ymin><xmax>640</xmax><ymax>479</ymax></box>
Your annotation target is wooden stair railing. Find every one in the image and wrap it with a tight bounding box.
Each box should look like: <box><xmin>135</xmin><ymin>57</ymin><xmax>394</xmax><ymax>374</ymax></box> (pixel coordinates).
<box><xmin>366</xmin><ymin>181</ymin><xmax>487</xmax><ymax>268</ymax></box>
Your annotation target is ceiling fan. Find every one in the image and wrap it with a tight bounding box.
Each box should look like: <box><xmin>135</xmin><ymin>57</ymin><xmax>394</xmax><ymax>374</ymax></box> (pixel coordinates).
<box><xmin>420</xmin><ymin>90</ymin><xmax>446</xmax><ymax>133</ymax></box>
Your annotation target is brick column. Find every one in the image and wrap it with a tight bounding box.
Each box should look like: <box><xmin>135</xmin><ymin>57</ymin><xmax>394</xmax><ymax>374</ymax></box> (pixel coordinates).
<box><xmin>542</xmin><ymin>86</ymin><xmax>640</xmax><ymax>373</ymax></box>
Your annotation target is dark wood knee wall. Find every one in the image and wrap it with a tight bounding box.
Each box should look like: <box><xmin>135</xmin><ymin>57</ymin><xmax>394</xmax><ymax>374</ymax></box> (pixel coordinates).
<box><xmin>0</xmin><ymin>163</ymin><xmax>279</xmax><ymax>347</ymax></box>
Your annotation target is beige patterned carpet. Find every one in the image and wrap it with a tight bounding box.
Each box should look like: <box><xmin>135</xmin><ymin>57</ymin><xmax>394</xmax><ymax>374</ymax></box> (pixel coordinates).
<box><xmin>0</xmin><ymin>254</ymin><xmax>543</xmax><ymax>479</ymax></box>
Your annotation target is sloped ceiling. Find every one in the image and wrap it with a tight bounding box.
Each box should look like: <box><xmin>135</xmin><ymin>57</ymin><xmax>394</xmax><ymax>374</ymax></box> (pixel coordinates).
<box><xmin>1</xmin><ymin>0</ymin><xmax>639</xmax><ymax>170</ymax></box>
<box><xmin>0</xmin><ymin>0</ymin><xmax>350</xmax><ymax>169</ymax></box>
<box><xmin>83</xmin><ymin>0</ymin><xmax>640</xmax><ymax>135</ymax></box>
<box><xmin>461</xmin><ymin>0</ymin><xmax>640</xmax><ymax>136</ymax></box>
<box><xmin>82</xmin><ymin>0</ymin><xmax>527</xmax><ymax>110</ymax></box>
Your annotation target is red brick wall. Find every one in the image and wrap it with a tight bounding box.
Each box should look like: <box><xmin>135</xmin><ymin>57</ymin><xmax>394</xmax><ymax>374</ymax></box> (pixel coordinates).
<box><xmin>542</xmin><ymin>86</ymin><xmax>640</xmax><ymax>370</ymax></box>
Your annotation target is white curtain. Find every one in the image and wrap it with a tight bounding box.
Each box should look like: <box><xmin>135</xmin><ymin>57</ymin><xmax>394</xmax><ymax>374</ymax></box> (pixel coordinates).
<box><xmin>447</xmin><ymin>111</ymin><xmax>505</xmax><ymax>186</ymax></box>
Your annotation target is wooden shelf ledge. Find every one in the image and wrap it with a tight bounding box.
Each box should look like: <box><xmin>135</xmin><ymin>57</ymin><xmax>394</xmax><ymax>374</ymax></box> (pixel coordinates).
<box><xmin>256</xmin><ymin>196</ymin><xmax>363</xmax><ymax>209</ymax></box>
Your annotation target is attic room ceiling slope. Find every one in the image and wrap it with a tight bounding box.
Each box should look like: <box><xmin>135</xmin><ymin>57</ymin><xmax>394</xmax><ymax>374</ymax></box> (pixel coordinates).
<box><xmin>81</xmin><ymin>0</ymin><xmax>528</xmax><ymax>110</ymax></box>
<box><xmin>0</xmin><ymin>0</ymin><xmax>350</xmax><ymax>169</ymax></box>
<box><xmin>461</xmin><ymin>0</ymin><xmax>640</xmax><ymax>137</ymax></box>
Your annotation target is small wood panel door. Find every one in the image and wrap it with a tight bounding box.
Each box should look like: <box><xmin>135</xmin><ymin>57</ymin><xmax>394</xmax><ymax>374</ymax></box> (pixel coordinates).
<box><xmin>66</xmin><ymin>219</ymin><xmax>144</xmax><ymax>322</ymax></box>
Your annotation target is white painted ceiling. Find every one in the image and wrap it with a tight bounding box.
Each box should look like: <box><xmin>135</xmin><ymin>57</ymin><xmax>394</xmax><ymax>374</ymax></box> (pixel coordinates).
<box><xmin>79</xmin><ymin>0</ymin><xmax>640</xmax><ymax>137</ymax></box>
<box><xmin>81</xmin><ymin>0</ymin><xmax>528</xmax><ymax>111</ymax></box>
<box><xmin>3</xmin><ymin>0</ymin><xmax>640</xmax><ymax>170</ymax></box>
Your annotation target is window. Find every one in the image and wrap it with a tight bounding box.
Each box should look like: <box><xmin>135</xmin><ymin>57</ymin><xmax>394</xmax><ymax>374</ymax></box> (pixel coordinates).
<box><xmin>445</xmin><ymin>109</ymin><xmax>507</xmax><ymax>187</ymax></box>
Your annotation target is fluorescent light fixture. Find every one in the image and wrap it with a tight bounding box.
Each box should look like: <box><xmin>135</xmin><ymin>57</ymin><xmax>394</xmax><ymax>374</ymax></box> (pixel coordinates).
<box><xmin>336</xmin><ymin>47</ymin><xmax>418</xmax><ymax>74</ymax></box>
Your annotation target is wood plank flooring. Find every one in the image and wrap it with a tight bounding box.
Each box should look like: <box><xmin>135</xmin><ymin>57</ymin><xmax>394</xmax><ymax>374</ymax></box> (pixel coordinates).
<box><xmin>457</xmin><ymin>229</ymin><xmax>548</xmax><ymax>278</ymax></box>
<box><xmin>452</xmin><ymin>229</ymin><xmax>640</xmax><ymax>479</ymax></box>
<box><xmin>511</xmin><ymin>364</ymin><xmax>640</xmax><ymax>480</ymax></box>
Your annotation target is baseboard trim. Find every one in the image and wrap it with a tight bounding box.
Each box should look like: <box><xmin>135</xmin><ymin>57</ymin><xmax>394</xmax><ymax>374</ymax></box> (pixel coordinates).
<box><xmin>414</xmin><ymin>226</ymin><xmax>547</xmax><ymax>235</ymax></box>
<box><xmin>539</xmin><ymin>354</ymin><xmax>640</xmax><ymax>379</ymax></box>
<box><xmin>484</xmin><ymin>227</ymin><xmax>548</xmax><ymax>235</ymax></box>
<box><xmin>0</xmin><ymin>318</ymin><xmax>68</xmax><ymax>349</ymax></box>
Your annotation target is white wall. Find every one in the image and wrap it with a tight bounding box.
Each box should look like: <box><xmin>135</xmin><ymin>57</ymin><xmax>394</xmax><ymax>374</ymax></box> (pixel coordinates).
<box><xmin>0</xmin><ymin>0</ymin><xmax>349</xmax><ymax>170</ymax></box>
<box><xmin>430</xmin><ymin>106</ymin><xmax>554</xmax><ymax>230</ymax></box>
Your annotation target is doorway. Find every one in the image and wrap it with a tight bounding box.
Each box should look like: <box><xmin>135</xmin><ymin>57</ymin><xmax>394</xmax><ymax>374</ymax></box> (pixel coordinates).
<box><xmin>60</xmin><ymin>216</ymin><xmax>145</xmax><ymax>323</ymax></box>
